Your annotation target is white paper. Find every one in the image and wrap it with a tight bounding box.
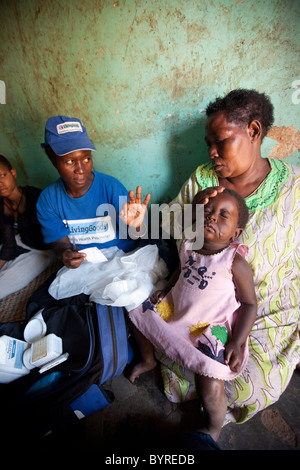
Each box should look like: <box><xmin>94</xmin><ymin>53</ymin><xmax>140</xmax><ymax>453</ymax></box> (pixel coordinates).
<box><xmin>79</xmin><ymin>247</ymin><xmax>108</xmax><ymax>264</ymax></box>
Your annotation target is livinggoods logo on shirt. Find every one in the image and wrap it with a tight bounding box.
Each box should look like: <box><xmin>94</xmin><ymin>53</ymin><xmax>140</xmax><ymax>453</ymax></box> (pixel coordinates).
<box><xmin>63</xmin><ymin>216</ymin><xmax>116</xmax><ymax>244</ymax></box>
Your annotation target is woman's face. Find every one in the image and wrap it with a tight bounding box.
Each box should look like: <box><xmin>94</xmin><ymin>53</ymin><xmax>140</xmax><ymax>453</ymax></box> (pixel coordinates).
<box><xmin>205</xmin><ymin>111</ymin><xmax>256</xmax><ymax>179</ymax></box>
<box><xmin>0</xmin><ymin>164</ymin><xmax>17</xmax><ymax>198</ymax></box>
<box><xmin>51</xmin><ymin>150</ymin><xmax>94</xmax><ymax>196</ymax></box>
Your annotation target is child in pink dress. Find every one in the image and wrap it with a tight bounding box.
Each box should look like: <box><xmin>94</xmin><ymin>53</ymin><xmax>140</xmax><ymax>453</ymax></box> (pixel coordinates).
<box><xmin>129</xmin><ymin>187</ymin><xmax>257</xmax><ymax>441</ymax></box>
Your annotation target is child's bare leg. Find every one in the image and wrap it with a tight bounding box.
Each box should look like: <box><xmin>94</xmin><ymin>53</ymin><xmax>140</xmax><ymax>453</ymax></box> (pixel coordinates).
<box><xmin>129</xmin><ymin>324</ymin><xmax>157</xmax><ymax>383</ymax></box>
<box><xmin>195</xmin><ymin>374</ymin><xmax>227</xmax><ymax>442</ymax></box>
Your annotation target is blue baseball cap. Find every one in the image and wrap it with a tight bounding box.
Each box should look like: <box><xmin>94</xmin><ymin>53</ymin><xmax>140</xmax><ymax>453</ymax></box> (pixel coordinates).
<box><xmin>41</xmin><ymin>116</ymin><xmax>96</xmax><ymax>156</ymax></box>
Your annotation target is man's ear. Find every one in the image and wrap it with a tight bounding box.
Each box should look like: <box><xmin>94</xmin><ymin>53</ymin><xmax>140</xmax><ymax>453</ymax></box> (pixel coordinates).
<box><xmin>248</xmin><ymin>120</ymin><xmax>262</xmax><ymax>142</ymax></box>
<box><xmin>48</xmin><ymin>154</ymin><xmax>58</xmax><ymax>168</ymax></box>
<box><xmin>44</xmin><ymin>146</ymin><xmax>59</xmax><ymax>168</ymax></box>
<box><xmin>46</xmin><ymin>150</ymin><xmax>57</xmax><ymax>168</ymax></box>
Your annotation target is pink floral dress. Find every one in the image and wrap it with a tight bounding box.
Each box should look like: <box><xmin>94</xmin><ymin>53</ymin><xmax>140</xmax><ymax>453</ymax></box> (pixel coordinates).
<box><xmin>129</xmin><ymin>241</ymin><xmax>249</xmax><ymax>380</ymax></box>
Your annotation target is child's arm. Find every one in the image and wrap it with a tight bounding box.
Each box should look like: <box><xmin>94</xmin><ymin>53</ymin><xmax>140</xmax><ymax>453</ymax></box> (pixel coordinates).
<box><xmin>225</xmin><ymin>253</ymin><xmax>257</xmax><ymax>372</ymax></box>
<box><xmin>150</xmin><ymin>265</ymin><xmax>181</xmax><ymax>304</ymax></box>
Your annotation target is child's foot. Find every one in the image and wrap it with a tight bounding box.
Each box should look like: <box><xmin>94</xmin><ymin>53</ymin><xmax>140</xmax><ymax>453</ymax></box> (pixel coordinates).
<box><xmin>128</xmin><ymin>359</ymin><xmax>157</xmax><ymax>383</ymax></box>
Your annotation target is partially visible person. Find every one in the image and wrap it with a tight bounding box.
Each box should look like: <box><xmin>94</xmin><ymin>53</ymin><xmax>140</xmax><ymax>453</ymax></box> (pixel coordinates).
<box><xmin>37</xmin><ymin>116</ymin><xmax>150</xmax><ymax>269</ymax></box>
<box><xmin>0</xmin><ymin>155</ymin><xmax>54</xmax><ymax>299</ymax></box>
<box><xmin>158</xmin><ymin>89</ymin><xmax>300</xmax><ymax>426</ymax></box>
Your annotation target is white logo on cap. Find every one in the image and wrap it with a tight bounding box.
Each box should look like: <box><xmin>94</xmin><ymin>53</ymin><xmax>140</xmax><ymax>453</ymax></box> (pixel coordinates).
<box><xmin>57</xmin><ymin>122</ymin><xmax>83</xmax><ymax>134</ymax></box>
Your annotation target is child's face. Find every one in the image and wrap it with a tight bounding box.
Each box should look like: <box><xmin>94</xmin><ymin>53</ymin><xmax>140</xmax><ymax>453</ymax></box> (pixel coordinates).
<box><xmin>0</xmin><ymin>164</ymin><xmax>17</xmax><ymax>198</ymax></box>
<box><xmin>203</xmin><ymin>192</ymin><xmax>242</xmax><ymax>250</ymax></box>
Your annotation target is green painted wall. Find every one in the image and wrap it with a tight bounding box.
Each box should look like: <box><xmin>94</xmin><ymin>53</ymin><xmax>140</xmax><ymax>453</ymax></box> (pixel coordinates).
<box><xmin>0</xmin><ymin>0</ymin><xmax>299</xmax><ymax>203</ymax></box>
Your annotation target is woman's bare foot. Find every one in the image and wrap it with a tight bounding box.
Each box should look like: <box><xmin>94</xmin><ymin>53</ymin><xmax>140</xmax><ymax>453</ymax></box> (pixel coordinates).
<box><xmin>128</xmin><ymin>359</ymin><xmax>157</xmax><ymax>383</ymax></box>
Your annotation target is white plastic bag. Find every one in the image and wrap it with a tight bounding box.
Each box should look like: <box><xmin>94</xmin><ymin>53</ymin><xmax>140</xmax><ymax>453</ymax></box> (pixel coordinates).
<box><xmin>48</xmin><ymin>245</ymin><xmax>168</xmax><ymax>311</ymax></box>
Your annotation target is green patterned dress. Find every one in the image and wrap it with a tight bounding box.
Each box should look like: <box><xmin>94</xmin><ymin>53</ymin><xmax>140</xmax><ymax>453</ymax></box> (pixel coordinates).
<box><xmin>158</xmin><ymin>158</ymin><xmax>300</xmax><ymax>424</ymax></box>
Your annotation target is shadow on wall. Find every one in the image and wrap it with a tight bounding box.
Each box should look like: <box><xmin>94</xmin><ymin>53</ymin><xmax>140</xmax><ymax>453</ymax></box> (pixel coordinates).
<box><xmin>143</xmin><ymin>117</ymin><xmax>210</xmax><ymax>276</ymax></box>
<box><xmin>162</xmin><ymin>116</ymin><xmax>210</xmax><ymax>204</ymax></box>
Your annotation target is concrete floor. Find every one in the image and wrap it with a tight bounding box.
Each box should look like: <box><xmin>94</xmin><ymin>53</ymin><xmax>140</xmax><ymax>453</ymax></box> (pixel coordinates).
<box><xmin>75</xmin><ymin>365</ymin><xmax>300</xmax><ymax>453</ymax></box>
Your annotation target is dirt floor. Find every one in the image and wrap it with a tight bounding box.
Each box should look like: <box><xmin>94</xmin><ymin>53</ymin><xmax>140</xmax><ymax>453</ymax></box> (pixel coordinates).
<box><xmin>75</xmin><ymin>365</ymin><xmax>300</xmax><ymax>453</ymax></box>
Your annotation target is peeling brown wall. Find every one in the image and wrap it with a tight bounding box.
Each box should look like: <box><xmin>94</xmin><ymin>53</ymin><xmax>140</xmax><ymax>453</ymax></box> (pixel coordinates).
<box><xmin>0</xmin><ymin>0</ymin><xmax>299</xmax><ymax>202</ymax></box>
<box><xmin>267</xmin><ymin>126</ymin><xmax>300</xmax><ymax>160</ymax></box>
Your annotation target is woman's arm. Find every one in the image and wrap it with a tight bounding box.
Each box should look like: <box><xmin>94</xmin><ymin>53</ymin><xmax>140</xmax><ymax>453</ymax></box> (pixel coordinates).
<box><xmin>0</xmin><ymin>259</ymin><xmax>6</xmax><ymax>270</ymax></box>
<box><xmin>0</xmin><ymin>211</ymin><xmax>29</xmax><ymax>263</ymax></box>
<box><xmin>225</xmin><ymin>253</ymin><xmax>257</xmax><ymax>372</ymax></box>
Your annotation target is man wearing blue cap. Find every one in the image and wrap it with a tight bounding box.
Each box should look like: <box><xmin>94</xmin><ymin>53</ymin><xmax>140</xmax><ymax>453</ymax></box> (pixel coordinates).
<box><xmin>37</xmin><ymin>116</ymin><xmax>150</xmax><ymax>269</ymax></box>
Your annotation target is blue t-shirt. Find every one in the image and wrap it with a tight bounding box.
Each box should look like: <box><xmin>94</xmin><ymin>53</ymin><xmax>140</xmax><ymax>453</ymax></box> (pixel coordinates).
<box><xmin>36</xmin><ymin>171</ymin><xmax>135</xmax><ymax>252</ymax></box>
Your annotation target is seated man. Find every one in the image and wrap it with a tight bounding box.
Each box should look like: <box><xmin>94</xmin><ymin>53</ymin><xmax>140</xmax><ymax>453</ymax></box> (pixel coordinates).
<box><xmin>37</xmin><ymin>116</ymin><xmax>150</xmax><ymax>268</ymax></box>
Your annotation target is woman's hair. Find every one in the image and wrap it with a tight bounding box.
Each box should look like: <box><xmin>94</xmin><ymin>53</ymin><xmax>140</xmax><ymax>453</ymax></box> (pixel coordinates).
<box><xmin>0</xmin><ymin>154</ymin><xmax>13</xmax><ymax>170</ymax></box>
<box><xmin>223</xmin><ymin>188</ymin><xmax>249</xmax><ymax>229</ymax></box>
<box><xmin>206</xmin><ymin>89</ymin><xmax>274</xmax><ymax>138</ymax></box>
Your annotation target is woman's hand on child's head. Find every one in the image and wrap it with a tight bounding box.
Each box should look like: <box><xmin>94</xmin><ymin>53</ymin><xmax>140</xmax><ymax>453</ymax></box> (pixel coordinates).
<box><xmin>119</xmin><ymin>186</ymin><xmax>151</xmax><ymax>229</ymax></box>
<box><xmin>193</xmin><ymin>186</ymin><xmax>225</xmax><ymax>206</ymax></box>
<box><xmin>224</xmin><ymin>340</ymin><xmax>242</xmax><ymax>373</ymax></box>
<box><xmin>62</xmin><ymin>247</ymin><xmax>86</xmax><ymax>269</ymax></box>
<box><xmin>192</xmin><ymin>186</ymin><xmax>224</xmax><ymax>222</ymax></box>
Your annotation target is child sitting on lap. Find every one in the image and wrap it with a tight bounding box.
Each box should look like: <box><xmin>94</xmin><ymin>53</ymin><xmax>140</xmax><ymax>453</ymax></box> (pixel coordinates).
<box><xmin>129</xmin><ymin>187</ymin><xmax>257</xmax><ymax>442</ymax></box>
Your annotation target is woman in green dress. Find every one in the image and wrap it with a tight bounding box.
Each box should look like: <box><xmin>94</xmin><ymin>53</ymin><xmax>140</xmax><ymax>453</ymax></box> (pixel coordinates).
<box><xmin>159</xmin><ymin>89</ymin><xmax>300</xmax><ymax>425</ymax></box>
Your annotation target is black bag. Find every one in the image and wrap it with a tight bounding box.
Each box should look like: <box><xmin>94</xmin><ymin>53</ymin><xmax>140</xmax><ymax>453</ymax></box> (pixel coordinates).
<box><xmin>0</xmin><ymin>281</ymin><xmax>134</xmax><ymax>444</ymax></box>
